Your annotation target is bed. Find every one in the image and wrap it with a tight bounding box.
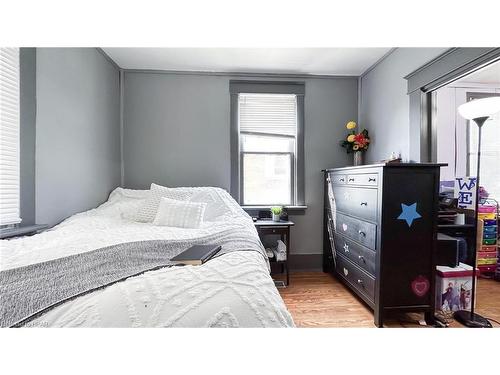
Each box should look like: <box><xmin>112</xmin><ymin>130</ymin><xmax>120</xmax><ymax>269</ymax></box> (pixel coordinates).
<box><xmin>0</xmin><ymin>187</ymin><xmax>294</xmax><ymax>328</ymax></box>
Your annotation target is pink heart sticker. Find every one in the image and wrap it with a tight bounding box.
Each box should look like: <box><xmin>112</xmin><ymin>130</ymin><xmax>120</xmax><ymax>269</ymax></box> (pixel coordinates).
<box><xmin>411</xmin><ymin>275</ymin><xmax>430</xmax><ymax>297</ymax></box>
<box><xmin>342</xmin><ymin>223</ymin><xmax>348</xmax><ymax>231</ymax></box>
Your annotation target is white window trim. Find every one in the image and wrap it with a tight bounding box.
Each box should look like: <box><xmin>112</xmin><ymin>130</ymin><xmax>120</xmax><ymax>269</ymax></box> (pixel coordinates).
<box><xmin>0</xmin><ymin>47</ymin><xmax>21</xmax><ymax>225</ymax></box>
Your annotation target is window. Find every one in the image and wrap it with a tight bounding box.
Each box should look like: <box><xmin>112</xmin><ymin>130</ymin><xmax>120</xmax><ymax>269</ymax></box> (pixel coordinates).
<box><xmin>0</xmin><ymin>47</ymin><xmax>21</xmax><ymax>225</ymax></box>
<box><xmin>467</xmin><ymin>94</ymin><xmax>500</xmax><ymax>200</ymax></box>
<box><xmin>230</xmin><ymin>82</ymin><xmax>305</xmax><ymax>206</ymax></box>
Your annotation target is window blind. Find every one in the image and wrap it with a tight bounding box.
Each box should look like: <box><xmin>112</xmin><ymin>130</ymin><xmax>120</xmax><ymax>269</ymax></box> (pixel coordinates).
<box><xmin>0</xmin><ymin>47</ymin><xmax>21</xmax><ymax>225</ymax></box>
<box><xmin>239</xmin><ymin>93</ymin><xmax>297</xmax><ymax>136</ymax></box>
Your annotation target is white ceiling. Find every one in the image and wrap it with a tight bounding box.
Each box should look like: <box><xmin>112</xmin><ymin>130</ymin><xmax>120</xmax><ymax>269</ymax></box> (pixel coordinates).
<box><xmin>457</xmin><ymin>60</ymin><xmax>500</xmax><ymax>84</ymax></box>
<box><xmin>103</xmin><ymin>48</ymin><xmax>392</xmax><ymax>76</ymax></box>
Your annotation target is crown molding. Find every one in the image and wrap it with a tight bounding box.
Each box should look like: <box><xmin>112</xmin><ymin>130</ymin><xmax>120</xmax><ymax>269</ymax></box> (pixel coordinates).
<box><xmin>122</xmin><ymin>68</ymin><xmax>359</xmax><ymax>80</ymax></box>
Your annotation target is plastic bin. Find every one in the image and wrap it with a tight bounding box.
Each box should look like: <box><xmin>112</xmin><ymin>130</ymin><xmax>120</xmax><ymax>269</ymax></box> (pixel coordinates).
<box><xmin>436</xmin><ymin>263</ymin><xmax>477</xmax><ymax>313</ymax></box>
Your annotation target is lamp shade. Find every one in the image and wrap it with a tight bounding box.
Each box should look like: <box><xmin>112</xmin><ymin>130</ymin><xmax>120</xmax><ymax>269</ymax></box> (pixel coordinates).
<box><xmin>458</xmin><ymin>96</ymin><xmax>500</xmax><ymax>120</ymax></box>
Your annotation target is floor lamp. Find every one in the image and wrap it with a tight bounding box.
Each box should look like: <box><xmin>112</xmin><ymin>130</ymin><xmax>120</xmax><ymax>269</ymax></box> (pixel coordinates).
<box><xmin>454</xmin><ymin>96</ymin><xmax>500</xmax><ymax>328</ymax></box>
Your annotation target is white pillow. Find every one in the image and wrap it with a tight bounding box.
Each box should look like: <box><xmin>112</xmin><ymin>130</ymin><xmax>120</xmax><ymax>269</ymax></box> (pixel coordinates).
<box><xmin>107</xmin><ymin>187</ymin><xmax>149</xmax><ymax>203</ymax></box>
<box><xmin>153</xmin><ymin>197</ymin><xmax>206</xmax><ymax>229</ymax></box>
<box><xmin>189</xmin><ymin>189</ymin><xmax>231</xmax><ymax>221</ymax></box>
<box><xmin>135</xmin><ymin>183</ymin><xmax>193</xmax><ymax>223</ymax></box>
<box><xmin>121</xmin><ymin>199</ymin><xmax>147</xmax><ymax>221</ymax></box>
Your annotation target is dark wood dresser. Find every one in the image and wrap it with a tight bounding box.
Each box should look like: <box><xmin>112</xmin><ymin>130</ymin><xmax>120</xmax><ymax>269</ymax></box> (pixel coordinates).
<box><xmin>323</xmin><ymin>163</ymin><xmax>442</xmax><ymax>327</ymax></box>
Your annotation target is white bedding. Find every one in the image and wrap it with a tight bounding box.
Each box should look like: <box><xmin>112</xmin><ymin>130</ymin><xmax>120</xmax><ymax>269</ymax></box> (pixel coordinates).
<box><xmin>0</xmin><ymin>187</ymin><xmax>295</xmax><ymax>327</ymax></box>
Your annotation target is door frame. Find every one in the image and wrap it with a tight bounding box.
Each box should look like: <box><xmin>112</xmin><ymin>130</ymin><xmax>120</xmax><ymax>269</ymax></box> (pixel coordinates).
<box><xmin>405</xmin><ymin>48</ymin><xmax>500</xmax><ymax>162</ymax></box>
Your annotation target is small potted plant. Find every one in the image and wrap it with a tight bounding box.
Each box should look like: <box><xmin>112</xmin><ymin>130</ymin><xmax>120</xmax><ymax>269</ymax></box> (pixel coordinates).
<box><xmin>340</xmin><ymin>121</ymin><xmax>370</xmax><ymax>166</ymax></box>
<box><xmin>270</xmin><ymin>206</ymin><xmax>283</xmax><ymax>222</ymax></box>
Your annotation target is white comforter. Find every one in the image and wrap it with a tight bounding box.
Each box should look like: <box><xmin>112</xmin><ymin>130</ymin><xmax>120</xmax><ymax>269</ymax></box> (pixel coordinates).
<box><xmin>0</xmin><ymin>187</ymin><xmax>294</xmax><ymax>327</ymax></box>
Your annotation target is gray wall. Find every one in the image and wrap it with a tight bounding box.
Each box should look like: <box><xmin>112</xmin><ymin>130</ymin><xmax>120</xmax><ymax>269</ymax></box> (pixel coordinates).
<box><xmin>123</xmin><ymin>72</ymin><xmax>358</xmax><ymax>256</ymax></box>
<box><xmin>19</xmin><ymin>48</ymin><xmax>36</xmax><ymax>225</ymax></box>
<box><xmin>359</xmin><ymin>48</ymin><xmax>448</xmax><ymax>163</ymax></box>
<box><xmin>35</xmin><ymin>48</ymin><xmax>121</xmax><ymax>226</ymax></box>
<box><xmin>123</xmin><ymin>74</ymin><xmax>231</xmax><ymax>189</ymax></box>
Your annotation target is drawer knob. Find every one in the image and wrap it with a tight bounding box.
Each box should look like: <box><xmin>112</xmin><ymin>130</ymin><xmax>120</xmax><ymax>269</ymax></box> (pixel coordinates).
<box><xmin>339</xmin><ymin>178</ymin><xmax>345</xmax><ymax>182</ymax></box>
<box><xmin>357</xmin><ymin>279</ymin><xmax>364</xmax><ymax>285</ymax></box>
<box><xmin>343</xmin><ymin>243</ymin><xmax>349</xmax><ymax>252</ymax></box>
<box><xmin>360</xmin><ymin>202</ymin><xmax>368</xmax><ymax>206</ymax></box>
<box><xmin>358</xmin><ymin>230</ymin><xmax>366</xmax><ymax>237</ymax></box>
<box><xmin>348</xmin><ymin>178</ymin><xmax>355</xmax><ymax>182</ymax></box>
<box><xmin>368</xmin><ymin>177</ymin><xmax>376</xmax><ymax>182</ymax></box>
<box><xmin>326</xmin><ymin>177</ymin><xmax>331</xmax><ymax>183</ymax></box>
<box><xmin>358</xmin><ymin>255</ymin><xmax>365</xmax><ymax>262</ymax></box>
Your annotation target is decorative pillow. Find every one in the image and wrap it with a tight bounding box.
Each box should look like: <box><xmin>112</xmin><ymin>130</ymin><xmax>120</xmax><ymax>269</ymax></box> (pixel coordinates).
<box><xmin>152</xmin><ymin>197</ymin><xmax>206</xmax><ymax>229</ymax></box>
<box><xmin>135</xmin><ymin>183</ymin><xmax>193</xmax><ymax>223</ymax></box>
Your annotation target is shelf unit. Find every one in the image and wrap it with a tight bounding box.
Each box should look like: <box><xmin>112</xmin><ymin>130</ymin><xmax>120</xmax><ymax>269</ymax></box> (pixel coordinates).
<box><xmin>477</xmin><ymin>201</ymin><xmax>498</xmax><ymax>277</ymax></box>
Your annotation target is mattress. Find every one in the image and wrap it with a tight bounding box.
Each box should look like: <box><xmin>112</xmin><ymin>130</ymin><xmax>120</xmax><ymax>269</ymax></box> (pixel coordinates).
<box><xmin>0</xmin><ymin>187</ymin><xmax>294</xmax><ymax>327</ymax></box>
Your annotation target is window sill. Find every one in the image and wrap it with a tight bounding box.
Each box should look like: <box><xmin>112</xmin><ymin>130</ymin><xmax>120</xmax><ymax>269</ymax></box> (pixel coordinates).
<box><xmin>242</xmin><ymin>205</ymin><xmax>307</xmax><ymax>213</ymax></box>
<box><xmin>0</xmin><ymin>224</ymin><xmax>49</xmax><ymax>239</ymax></box>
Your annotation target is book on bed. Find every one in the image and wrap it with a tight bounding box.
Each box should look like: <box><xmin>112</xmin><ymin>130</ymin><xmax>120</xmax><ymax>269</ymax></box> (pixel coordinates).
<box><xmin>171</xmin><ymin>244</ymin><xmax>222</xmax><ymax>265</ymax></box>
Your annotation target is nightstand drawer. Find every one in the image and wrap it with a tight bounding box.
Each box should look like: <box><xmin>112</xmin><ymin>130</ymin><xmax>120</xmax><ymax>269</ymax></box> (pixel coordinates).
<box><xmin>257</xmin><ymin>226</ymin><xmax>288</xmax><ymax>236</ymax></box>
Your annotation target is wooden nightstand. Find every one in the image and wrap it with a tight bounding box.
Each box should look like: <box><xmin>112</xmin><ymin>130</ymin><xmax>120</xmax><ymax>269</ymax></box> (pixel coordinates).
<box><xmin>254</xmin><ymin>219</ymin><xmax>295</xmax><ymax>286</ymax></box>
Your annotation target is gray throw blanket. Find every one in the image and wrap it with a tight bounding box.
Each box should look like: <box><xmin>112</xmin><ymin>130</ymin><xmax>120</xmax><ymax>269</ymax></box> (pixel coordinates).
<box><xmin>1</xmin><ymin>222</ymin><xmax>266</xmax><ymax>328</ymax></box>
<box><xmin>1</xmin><ymin>240</ymin><xmax>215</xmax><ymax>327</ymax></box>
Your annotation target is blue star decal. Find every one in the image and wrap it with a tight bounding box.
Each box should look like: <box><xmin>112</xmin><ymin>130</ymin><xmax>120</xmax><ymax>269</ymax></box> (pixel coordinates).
<box><xmin>397</xmin><ymin>203</ymin><xmax>422</xmax><ymax>227</ymax></box>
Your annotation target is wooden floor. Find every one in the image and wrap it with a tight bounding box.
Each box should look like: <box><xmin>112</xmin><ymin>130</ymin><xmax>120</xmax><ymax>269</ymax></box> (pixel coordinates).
<box><xmin>276</xmin><ymin>272</ymin><xmax>500</xmax><ymax>328</ymax></box>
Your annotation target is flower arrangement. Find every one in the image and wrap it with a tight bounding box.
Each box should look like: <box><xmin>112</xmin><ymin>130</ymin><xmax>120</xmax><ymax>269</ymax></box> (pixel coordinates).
<box><xmin>340</xmin><ymin>121</ymin><xmax>370</xmax><ymax>154</ymax></box>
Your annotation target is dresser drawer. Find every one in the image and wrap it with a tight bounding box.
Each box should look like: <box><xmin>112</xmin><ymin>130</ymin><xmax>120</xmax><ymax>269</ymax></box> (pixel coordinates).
<box><xmin>331</xmin><ymin>185</ymin><xmax>378</xmax><ymax>222</ymax></box>
<box><xmin>332</xmin><ymin>212</ymin><xmax>377</xmax><ymax>250</ymax></box>
<box><xmin>335</xmin><ymin>254</ymin><xmax>375</xmax><ymax>302</ymax></box>
<box><xmin>333</xmin><ymin>233</ymin><xmax>376</xmax><ymax>276</ymax></box>
<box><xmin>327</xmin><ymin>173</ymin><xmax>347</xmax><ymax>185</ymax></box>
<box><xmin>346</xmin><ymin>173</ymin><xmax>378</xmax><ymax>187</ymax></box>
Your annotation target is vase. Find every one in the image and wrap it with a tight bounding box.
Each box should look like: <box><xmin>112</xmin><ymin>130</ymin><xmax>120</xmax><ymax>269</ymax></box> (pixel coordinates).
<box><xmin>353</xmin><ymin>151</ymin><xmax>364</xmax><ymax>166</ymax></box>
<box><xmin>272</xmin><ymin>213</ymin><xmax>281</xmax><ymax>222</ymax></box>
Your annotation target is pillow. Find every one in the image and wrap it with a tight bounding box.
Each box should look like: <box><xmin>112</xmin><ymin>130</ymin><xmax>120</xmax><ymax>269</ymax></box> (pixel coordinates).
<box><xmin>116</xmin><ymin>187</ymin><xmax>150</xmax><ymax>200</ymax></box>
<box><xmin>152</xmin><ymin>197</ymin><xmax>206</xmax><ymax>229</ymax></box>
<box><xmin>189</xmin><ymin>189</ymin><xmax>231</xmax><ymax>221</ymax></box>
<box><xmin>94</xmin><ymin>188</ymin><xmax>147</xmax><ymax>219</ymax></box>
<box><xmin>135</xmin><ymin>183</ymin><xmax>193</xmax><ymax>223</ymax></box>
<box><xmin>107</xmin><ymin>187</ymin><xmax>150</xmax><ymax>203</ymax></box>
<box><xmin>121</xmin><ymin>199</ymin><xmax>147</xmax><ymax>221</ymax></box>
